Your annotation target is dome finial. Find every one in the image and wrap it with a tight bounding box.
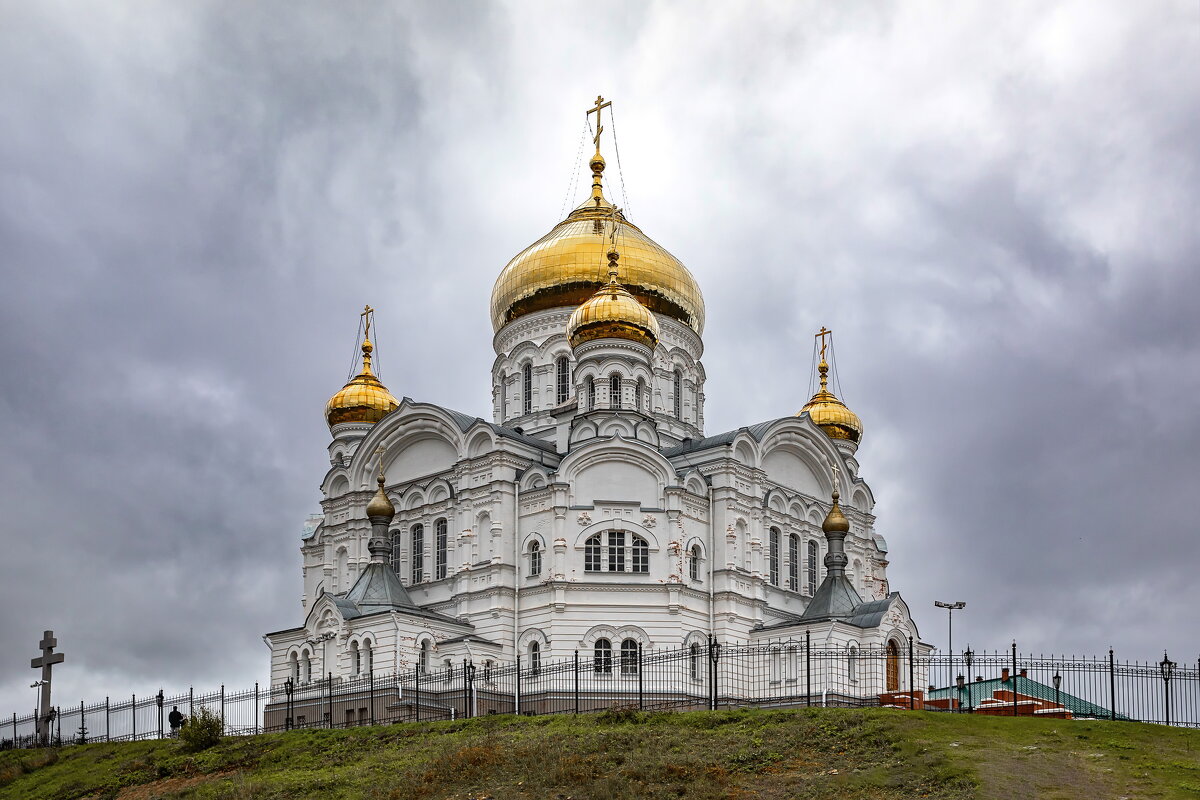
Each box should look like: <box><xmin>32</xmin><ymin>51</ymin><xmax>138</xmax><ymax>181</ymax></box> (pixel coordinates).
<box><xmin>798</xmin><ymin>327</ymin><xmax>864</xmax><ymax>444</ymax></box>
<box><xmin>587</xmin><ymin>94</ymin><xmax>613</xmax><ymax>202</ymax></box>
<box><xmin>325</xmin><ymin>306</ymin><xmax>400</xmax><ymax>428</ymax></box>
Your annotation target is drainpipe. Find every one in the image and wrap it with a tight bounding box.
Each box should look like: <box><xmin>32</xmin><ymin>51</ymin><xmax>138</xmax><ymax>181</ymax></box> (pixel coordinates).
<box><xmin>708</xmin><ymin>482</ymin><xmax>715</xmax><ymax>638</ymax></box>
<box><xmin>513</xmin><ymin>476</ymin><xmax>521</xmax><ymax>661</ymax></box>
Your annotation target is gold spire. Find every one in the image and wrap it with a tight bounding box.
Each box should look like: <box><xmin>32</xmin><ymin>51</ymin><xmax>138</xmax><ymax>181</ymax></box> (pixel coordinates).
<box><xmin>325</xmin><ymin>306</ymin><xmax>400</xmax><ymax>427</ymax></box>
<box><xmin>798</xmin><ymin>327</ymin><xmax>864</xmax><ymax>443</ymax></box>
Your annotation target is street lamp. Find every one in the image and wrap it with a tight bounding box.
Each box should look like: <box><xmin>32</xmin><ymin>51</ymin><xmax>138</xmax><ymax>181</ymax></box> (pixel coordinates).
<box><xmin>963</xmin><ymin>648</ymin><xmax>974</xmax><ymax>713</ymax></box>
<box><xmin>284</xmin><ymin>678</ymin><xmax>295</xmax><ymax>730</ymax></box>
<box><xmin>955</xmin><ymin>674</ymin><xmax>965</xmax><ymax>712</ymax></box>
<box><xmin>1052</xmin><ymin>671</ymin><xmax>1061</xmax><ymax>711</ymax></box>
<box><xmin>934</xmin><ymin>601</ymin><xmax>966</xmax><ymax>690</ymax></box>
<box><xmin>1160</xmin><ymin>652</ymin><xmax>1176</xmax><ymax>726</ymax></box>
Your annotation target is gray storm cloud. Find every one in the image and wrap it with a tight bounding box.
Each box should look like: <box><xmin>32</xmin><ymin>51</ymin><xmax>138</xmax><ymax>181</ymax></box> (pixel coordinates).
<box><xmin>1</xmin><ymin>0</ymin><xmax>1196</xmax><ymax>712</ymax></box>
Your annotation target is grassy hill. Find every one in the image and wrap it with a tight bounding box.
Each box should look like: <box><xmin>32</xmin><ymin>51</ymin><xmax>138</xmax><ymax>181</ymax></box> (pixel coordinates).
<box><xmin>1</xmin><ymin>707</ymin><xmax>1198</xmax><ymax>799</ymax></box>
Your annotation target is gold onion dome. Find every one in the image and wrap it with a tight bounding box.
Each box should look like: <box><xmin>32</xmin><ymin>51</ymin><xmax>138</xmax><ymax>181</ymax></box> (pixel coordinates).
<box><xmin>325</xmin><ymin>339</ymin><xmax>400</xmax><ymax>427</ymax></box>
<box><xmin>566</xmin><ymin>251</ymin><xmax>661</xmax><ymax>349</ymax></box>
<box><xmin>822</xmin><ymin>491</ymin><xmax>850</xmax><ymax>534</ymax></box>
<box><xmin>799</xmin><ymin>359</ymin><xmax>864</xmax><ymax>443</ymax></box>
<box><xmin>489</xmin><ymin>147</ymin><xmax>704</xmax><ymax>335</ymax></box>
<box><xmin>366</xmin><ymin>473</ymin><xmax>396</xmax><ymax>521</ymax></box>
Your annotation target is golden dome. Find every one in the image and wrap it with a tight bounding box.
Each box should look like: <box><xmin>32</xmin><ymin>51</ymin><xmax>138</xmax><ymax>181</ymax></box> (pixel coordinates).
<box><xmin>325</xmin><ymin>339</ymin><xmax>400</xmax><ymax>427</ymax></box>
<box><xmin>799</xmin><ymin>359</ymin><xmax>863</xmax><ymax>443</ymax></box>
<box><xmin>366</xmin><ymin>474</ymin><xmax>396</xmax><ymax>521</ymax></box>
<box><xmin>490</xmin><ymin>152</ymin><xmax>704</xmax><ymax>335</ymax></box>
<box><xmin>822</xmin><ymin>491</ymin><xmax>850</xmax><ymax>533</ymax></box>
<box><xmin>567</xmin><ymin>249</ymin><xmax>660</xmax><ymax>349</ymax></box>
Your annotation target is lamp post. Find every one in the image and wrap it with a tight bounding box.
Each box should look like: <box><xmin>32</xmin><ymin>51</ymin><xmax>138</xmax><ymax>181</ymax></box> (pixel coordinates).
<box><xmin>955</xmin><ymin>674</ymin><xmax>965</xmax><ymax>712</ymax></box>
<box><xmin>934</xmin><ymin>601</ymin><xmax>966</xmax><ymax>690</ymax></box>
<box><xmin>1160</xmin><ymin>652</ymin><xmax>1176</xmax><ymax>726</ymax></box>
<box><xmin>1052</xmin><ymin>671</ymin><xmax>1061</xmax><ymax>711</ymax></box>
<box><xmin>284</xmin><ymin>678</ymin><xmax>294</xmax><ymax>730</ymax></box>
<box><xmin>963</xmin><ymin>648</ymin><xmax>974</xmax><ymax>713</ymax></box>
<box><xmin>707</xmin><ymin>635</ymin><xmax>722</xmax><ymax>711</ymax></box>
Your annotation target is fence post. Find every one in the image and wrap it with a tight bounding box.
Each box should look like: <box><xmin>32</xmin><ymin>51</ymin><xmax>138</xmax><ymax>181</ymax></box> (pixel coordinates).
<box><xmin>1108</xmin><ymin>648</ymin><xmax>1116</xmax><ymax>721</ymax></box>
<box><xmin>157</xmin><ymin>690</ymin><xmax>164</xmax><ymax>739</ymax></box>
<box><xmin>105</xmin><ymin>697</ymin><xmax>109</xmax><ymax>743</ymax></box>
<box><xmin>189</xmin><ymin>687</ymin><xmax>194</xmax><ymax>721</ymax></box>
<box><xmin>11</xmin><ymin>712</ymin><xmax>15</xmax><ymax>745</ymax></box>
<box><xmin>638</xmin><ymin>646</ymin><xmax>644</xmax><ymax>711</ymax></box>
<box><xmin>254</xmin><ymin>682</ymin><xmax>259</xmax><ymax>735</ymax></box>
<box><xmin>1011</xmin><ymin>642</ymin><xmax>1018</xmax><ymax>718</ymax></box>
<box><xmin>131</xmin><ymin>694</ymin><xmax>136</xmax><ymax>741</ymax></box>
<box><xmin>515</xmin><ymin>654</ymin><xmax>521</xmax><ymax>717</ymax></box>
<box><xmin>80</xmin><ymin>700</ymin><xmax>85</xmax><ymax>744</ymax></box>
<box><xmin>368</xmin><ymin>670</ymin><xmax>375</xmax><ymax>726</ymax></box>
<box><xmin>414</xmin><ymin>665</ymin><xmax>420</xmax><ymax>722</ymax></box>
<box><xmin>804</xmin><ymin>631</ymin><xmax>811</xmax><ymax>708</ymax></box>
<box><xmin>326</xmin><ymin>673</ymin><xmax>332</xmax><ymax>728</ymax></box>
<box><xmin>574</xmin><ymin>650</ymin><xmax>580</xmax><ymax>715</ymax></box>
<box><xmin>908</xmin><ymin>637</ymin><xmax>915</xmax><ymax>710</ymax></box>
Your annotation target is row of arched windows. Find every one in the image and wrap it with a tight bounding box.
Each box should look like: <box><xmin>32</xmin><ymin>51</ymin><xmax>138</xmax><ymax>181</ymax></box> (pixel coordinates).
<box><xmin>766</xmin><ymin>527</ymin><xmax>821</xmax><ymax>594</ymax></box>
<box><xmin>288</xmin><ymin>638</ymin><xmax>374</xmax><ymax>682</ymax></box>
<box><xmin>502</xmin><ymin>359</ymin><xmax>690</xmax><ymax>421</ymax></box>
<box><xmin>389</xmin><ymin>518</ymin><xmax>450</xmax><ymax>584</ymax></box>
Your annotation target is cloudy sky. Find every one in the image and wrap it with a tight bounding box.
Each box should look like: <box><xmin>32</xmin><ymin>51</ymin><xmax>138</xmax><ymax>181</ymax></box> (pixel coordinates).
<box><xmin>1</xmin><ymin>0</ymin><xmax>1197</xmax><ymax>713</ymax></box>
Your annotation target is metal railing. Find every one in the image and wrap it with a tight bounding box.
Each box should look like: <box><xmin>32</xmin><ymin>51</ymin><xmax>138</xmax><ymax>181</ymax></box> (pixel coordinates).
<box><xmin>3</xmin><ymin>639</ymin><xmax>1195</xmax><ymax>749</ymax></box>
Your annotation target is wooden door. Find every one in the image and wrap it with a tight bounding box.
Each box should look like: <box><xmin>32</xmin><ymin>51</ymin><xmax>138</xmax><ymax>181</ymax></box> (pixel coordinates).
<box><xmin>886</xmin><ymin>640</ymin><xmax>900</xmax><ymax>692</ymax></box>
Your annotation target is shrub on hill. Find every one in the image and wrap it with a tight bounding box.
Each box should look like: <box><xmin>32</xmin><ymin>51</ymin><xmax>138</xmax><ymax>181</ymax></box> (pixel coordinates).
<box><xmin>178</xmin><ymin>706</ymin><xmax>223</xmax><ymax>753</ymax></box>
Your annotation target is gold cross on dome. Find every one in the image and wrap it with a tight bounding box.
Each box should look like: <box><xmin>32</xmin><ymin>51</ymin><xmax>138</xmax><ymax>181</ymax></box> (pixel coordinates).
<box><xmin>816</xmin><ymin>326</ymin><xmax>831</xmax><ymax>360</ymax></box>
<box><xmin>374</xmin><ymin>445</ymin><xmax>386</xmax><ymax>479</ymax></box>
<box><xmin>361</xmin><ymin>305</ymin><xmax>375</xmax><ymax>340</ymax></box>
<box><xmin>588</xmin><ymin>95</ymin><xmax>612</xmax><ymax>152</ymax></box>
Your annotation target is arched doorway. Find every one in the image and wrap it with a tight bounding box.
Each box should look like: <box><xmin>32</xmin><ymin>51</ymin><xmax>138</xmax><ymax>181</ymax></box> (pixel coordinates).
<box><xmin>886</xmin><ymin>640</ymin><xmax>900</xmax><ymax>692</ymax></box>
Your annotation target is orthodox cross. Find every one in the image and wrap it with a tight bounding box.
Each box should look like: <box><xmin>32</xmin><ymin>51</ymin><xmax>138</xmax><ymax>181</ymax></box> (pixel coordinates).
<box><xmin>588</xmin><ymin>94</ymin><xmax>612</xmax><ymax>152</ymax></box>
<box><xmin>361</xmin><ymin>304</ymin><xmax>374</xmax><ymax>340</ymax></box>
<box><xmin>375</xmin><ymin>445</ymin><xmax>386</xmax><ymax>479</ymax></box>
<box><xmin>816</xmin><ymin>326</ymin><xmax>832</xmax><ymax>360</ymax></box>
<box><xmin>829</xmin><ymin>459</ymin><xmax>842</xmax><ymax>496</ymax></box>
<box><xmin>30</xmin><ymin>630</ymin><xmax>64</xmax><ymax>741</ymax></box>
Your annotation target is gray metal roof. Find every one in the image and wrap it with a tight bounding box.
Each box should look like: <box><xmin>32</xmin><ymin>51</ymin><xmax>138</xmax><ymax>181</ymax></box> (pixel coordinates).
<box><xmin>660</xmin><ymin>419</ymin><xmax>786</xmax><ymax>458</ymax></box>
<box><xmin>434</xmin><ymin>403</ymin><xmax>558</xmax><ymax>453</ymax></box>
<box><xmin>343</xmin><ymin>562</ymin><xmax>419</xmax><ymax>615</ymax></box>
<box><xmin>799</xmin><ymin>574</ymin><xmax>865</xmax><ymax>622</ymax></box>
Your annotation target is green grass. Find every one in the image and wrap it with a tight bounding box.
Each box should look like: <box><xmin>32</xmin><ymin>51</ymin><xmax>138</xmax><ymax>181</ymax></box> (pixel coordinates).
<box><xmin>0</xmin><ymin>707</ymin><xmax>1197</xmax><ymax>799</ymax></box>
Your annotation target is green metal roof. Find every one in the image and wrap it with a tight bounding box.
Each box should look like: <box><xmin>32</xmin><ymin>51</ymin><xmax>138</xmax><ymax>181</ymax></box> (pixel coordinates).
<box><xmin>928</xmin><ymin>676</ymin><xmax>1128</xmax><ymax>721</ymax></box>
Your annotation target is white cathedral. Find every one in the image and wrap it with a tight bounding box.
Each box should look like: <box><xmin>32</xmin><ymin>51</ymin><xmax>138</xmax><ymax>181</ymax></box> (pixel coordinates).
<box><xmin>264</xmin><ymin>105</ymin><xmax>926</xmax><ymax>701</ymax></box>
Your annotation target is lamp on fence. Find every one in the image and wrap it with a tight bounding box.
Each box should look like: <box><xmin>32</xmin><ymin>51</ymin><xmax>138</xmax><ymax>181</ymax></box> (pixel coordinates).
<box><xmin>1160</xmin><ymin>652</ymin><xmax>1176</xmax><ymax>726</ymax></box>
<box><xmin>1052</xmin><ymin>672</ymin><xmax>1061</xmax><ymax>710</ymax></box>
<box><xmin>284</xmin><ymin>678</ymin><xmax>294</xmax><ymax>731</ymax></box>
<box><xmin>156</xmin><ymin>690</ymin><xmax>164</xmax><ymax>740</ymax></box>
<box><xmin>955</xmin><ymin>674</ymin><xmax>965</xmax><ymax>712</ymax></box>
<box><xmin>962</xmin><ymin>649</ymin><xmax>974</xmax><ymax>713</ymax></box>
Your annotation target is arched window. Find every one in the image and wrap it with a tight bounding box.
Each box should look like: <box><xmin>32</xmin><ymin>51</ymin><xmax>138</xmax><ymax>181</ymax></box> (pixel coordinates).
<box><xmin>556</xmin><ymin>356</ymin><xmax>570</xmax><ymax>404</ymax></box>
<box><xmin>609</xmin><ymin>374</ymin><xmax>622</xmax><ymax>409</ymax></box>
<box><xmin>419</xmin><ymin>640</ymin><xmax>431</xmax><ymax>674</ymax></box>
<box><xmin>608</xmin><ymin>530</ymin><xmax>626</xmax><ymax>572</ymax></box>
<box><xmin>770</xmin><ymin>648</ymin><xmax>782</xmax><ymax>684</ymax></box>
<box><xmin>786</xmin><ymin>645</ymin><xmax>798</xmax><ymax>682</ymax></box>
<box><xmin>528</xmin><ymin>540</ymin><xmax>542</xmax><ymax>577</ymax></box>
<box><xmin>522</xmin><ymin>362</ymin><xmax>533</xmax><ymax>415</ymax></box>
<box><xmin>631</xmin><ymin>534</ymin><xmax>649</xmax><ymax>573</ymax></box>
<box><xmin>499</xmin><ymin>371</ymin><xmax>507</xmax><ymax>420</ymax></box>
<box><xmin>351</xmin><ymin>641</ymin><xmax>361</xmax><ymax>675</ymax></box>
<box><xmin>335</xmin><ymin>547</ymin><xmax>348</xmax><ymax>592</ymax></box>
<box><xmin>364</xmin><ymin>640</ymin><xmax>373</xmax><ymax>675</ymax></box>
<box><xmin>289</xmin><ymin>651</ymin><xmax>300</xmax><ymax>682</ymax></box>
<box><xmin>584</xmin><ymin>534</ymin><xmax>601</xmax><ymax>572</ymax></box>
<box><xmin>689</xmin><ymin>642</ymin><xmax>701</xmax><ymax>680</ymax></box>
<box><xmin>620</xmin><ymin>639</ymin><xmax>640</xmax><ymax>674</ymax></box>
<box><xmin>301</xmin><ymin>649</ymin><xmax>312</xmax><ymax>683</ymax></box>
<box><xmin>673</xmin><ymin>368</ymin><xmax>683</xmax><ymax>418</ymax></box>
<box><xmin>689</xmin><ymin>544</ymin><xmax>701</xmax><ymax>581</ymax></box>
<box><xmin>635</xmin><ymin>378</ymin><xmax>645</xmax><ymax>411</ymax></box>
<box><xmin>594</xmin><ymin>638</ymin><xmax>613</xmax><ymax>674</ymax></box>
<box><xmin>788</xmin><ymin>533</ymin><xmax>799</xmax><ymax>591</ymax></box>
<box><xmin>585</xmin><ymin>376</ymin><xmax>596</xmax><ymax>410</ymax></box>
<box><xmin>435</xmin><ymin>518</ymin><xmax>448</xmax><ymax>580</ymax></box>
<box><xmin>768</xmin><ymin>527</ymin><xmax>780</xmax><ymax>586</ymax></box>
<box><xmin>806</xmin><ymin>540</ymin><xmax>818</xmax><ymax>595</ymax></box>
<box><xmin>848</xmin><ymin>645</ymin><xmax>858</xmax><ymax>681</ymax></box>
<box><xmin>390</xmin><ymin>529</ymin><xmax>403</xmax><ymax>577</ymax></box>
<box><xmin>528</xmin><ymin>640</ymin><xmax>541</xmax><ymax>675</ymax></box>
<box><xmin>411</xmin><ymin>524</ymin><xmax>425</xmax><ymax>585</ymax></box>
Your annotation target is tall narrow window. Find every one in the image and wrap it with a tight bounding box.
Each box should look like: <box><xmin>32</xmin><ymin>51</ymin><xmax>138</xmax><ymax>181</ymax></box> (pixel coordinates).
<box><xmin>585</xmin><ymin>534</ymin><xmax>601</xmax><ymax>572</ymax></box>
<box><xmin>351</xmin><ymin>641</ymin><xmax>361</xmax><ymax>675</ymax></box>
<box><xmin>411</xmin><ymin>524</ymin><xmax>425</xmax><ymax>585</ymax></box>
<box><xmin>522</xmin><ymin>363</ymin><xmax>533</xmax><ymax>415</ymax></box>
<box><xmin>556</xmin><ymin>356</ymin><xmax>570</xmax><ymax>404</ymax></box>
<box><xmin>673</xmin><ymin>369</ymin><xmax>683</xmax><ymax>418</ymax></box>
<box><xmin>635</xmin><ymin>378</ymin><xmax>644</xmax><ymax>412</ymax></box>
<box><xmin>390</xmin><ymin>530</ymin><xmax>403</xmax><ymax>578</ymax></box>
<box><xmin>631</xmin><ymin>534</ymin><xmax>649</xmax><ymax>573</ymax></box>
<box><xmin>689</xmin><ymin>544</ymin><xmax>701</xmax><ymax>581</ymax></box>
<box><xmin>620</xmin><ymin>639</ymin><xmax>640</xmax><ymax>674</ymax></box>
<box><xmin>608</xmin><ymin>530</ymin><xmax>626</xmax><ymax>572</ymax></box>
<box><xmin>806</xmin><ymin>540</ymin><xmax>818</xmax><ymax>595</ymax></box>
<box><xmin>586</xmin><ymin>377</ymin><xmax>595</xmax><ymax>410</ymax></box>
<box><xmin>848</xmin><ymin>646</ymin><xmax>858</xmax><ymax>681</ymax></box>
<box><xmin>364</xmin><ymin>641</ymin><xmax>373</xmax><ymax>675</ymax></box>
<box><xmin>594</xmin><ymin>639</ymin><xmax>613</xmax><ymax>674</ymax></box>
<box><xmin>419</xmin><ymin>640</ymin><xmax>431</xmax><ymax>674</ymax></box>
<box><xmin>528</xmin><ymin>540</ymin><xmax>542</xmax><ymax>577</ymax></box>
<box><xmin>499</xmin><ymin>372</ymin><xmax>507</xmax><ymax>420</ymax></box>
<box><xmin>435</xmin><ymin>518</ymin><xmax>448</xmax><ymax>580</ymax></box>
<box><xmin>529</xmin><ymin>641</ymin><xmax>541</xmax><ymax>675</ymax></box>
<box><xmin>788</xmin><ymin>533</ymin><xmax>799</xmax><ymax>591</ymax></box>
<box><xmin>289</xmin><ymin>652</ymin><xmax>299</xmax><ymax>682</ymax></box>
<box><xmin>769</xmin><ymin>527</ymin><xmax>780</xmax><ymax>586</ymax></box>
<box><xmin>689</xmin><ymin>643</ymin><xmax>701</xmax><ymax>679</ymax></box>
<box><xmin>610</xmin><ymin>374</ymin><xmax>622</xmax><ymax>409</ymax></box>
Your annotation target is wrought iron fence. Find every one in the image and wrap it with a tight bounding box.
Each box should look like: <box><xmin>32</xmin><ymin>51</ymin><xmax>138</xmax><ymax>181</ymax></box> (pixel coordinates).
<box><xmin>4</xmin><ymin>640</ymin><xmax>1196</xmax><ymax>750</ymax></box>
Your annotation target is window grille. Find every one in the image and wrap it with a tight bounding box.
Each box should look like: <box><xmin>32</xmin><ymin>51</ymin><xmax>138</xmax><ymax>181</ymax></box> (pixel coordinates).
<box><xmin>556</xmin><ymin>356</ymin><xmax>570</xmax><ymax>404</ymax></box>
<box><xmin>390</xmin><ymin>530</ymin><xmax>403</xmax><ymax>578</ymax></box>
<box><xmin>620</xmin><ymin>639</ymin><xmax>640</xmax><ymax>674</ymax></box>
<box><xmin>610</xmin><ymin>374</ymin><xmax>622</xmax><ymax>409</ymax></box>
<box><xmin>529</xmin><ymin>641</ymin><xmax>541</xmax><ymax>675</ymax></box>
<box><xmin>806</xmin><ymin>540</ymin><xmax>818</xmax><ymax>595</ymax></box>
<box><xmin>594</xmin><ymin>639</ymin><xmax>613</xmax><ymax>673</ymax></box>
<box><xmin>522</xmin><ymin>363</ymin><xmax>532</xmax><ymax>415</ymax></box>
<box><xmin>608</xmin><ymin>530</ymin><xmax>626</xmax><ymax>572</ymax></box>
<box><xmin>689</xmin><ymin>544</ymin><xmax>701</xmax><ymax>581</ymax></box>
<box><xmin>411</xmin><ymin>524</ymin><xmax>425</xmax><ymax>585</ymax></box>
<box><xmin>635</xmin><ymin>379</ymin><xmax>643</xmax><ymax>411</ymax></box>
<box><xmin>586</xmin><ymin>377</ymin><xmax>595</xmax><ymax>410</ymax></box>
<box><xmin>673</xmin><ymin>369</ymin><xmax>683</xmax><ymax>418</ymax></box>
<box><xmin>529</xmin><ymin>540</ymin><xmax>542</xmax><ymax>577</ymax></box>
<box><xmin>435</xmin><ymin>518</ymin><xmax>448</xmax><ymax>580</ymax></box>
<box><xmin>584</xmin><ymin>534</ymin><xmax>601</xmax><ymax>572</ymax></box>
<box><xmin>631</xmin><ymin>534</ymin><xmax>649</xmax><ymax>573</ymax></box>
<box><xmin>769</xmin><ymin>527</ymin><xmax>780</xmax><ymax>586</ymax></box>
<box><xmin>788</xmin><ymin>533</ymin><xmax>799</xmax><ymax>590</ymax></box>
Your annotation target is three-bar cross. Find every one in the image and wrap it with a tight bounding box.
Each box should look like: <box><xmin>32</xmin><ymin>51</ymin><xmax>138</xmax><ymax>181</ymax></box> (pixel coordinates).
<box><xmin>30</xmin><ymin>630</ymin><xmax>64</xmax><ymax>741</ymax></box>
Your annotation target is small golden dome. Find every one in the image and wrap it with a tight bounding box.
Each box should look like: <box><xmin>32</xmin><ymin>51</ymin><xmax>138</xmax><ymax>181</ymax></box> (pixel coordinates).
<box><xmin>799</xmin><ymin>359</ymin><xmax>863</xmax><ymax>443</ymax></box>
<box><xmin>366</xmin><ymin>473</ymin><xmax>396</xmax><ymax>521</ymax></box>
<box><xmin>490</xmin><ymin>154</ymin><xmax>704</xmax><ymax>335</ymax></box>
<box><xmin>566</xmin><ymin>250</ymin><xmax>661</xmax><ymax>349</ymax></box>
<box><xmin>325</xmin><ymin>339</ymin><xmax>400</xmax><ymax>427</ymax></box>
<box><xmin>822</xmin><ymin>490</ymin><xmax>850</xmax><ymax>533</ymax></box>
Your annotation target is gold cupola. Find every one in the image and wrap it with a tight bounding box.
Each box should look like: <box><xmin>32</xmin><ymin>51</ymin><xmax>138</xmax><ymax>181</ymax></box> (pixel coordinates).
<box><xmin>566</xmin><ymin>248</ymin><xmax>660</xmax><ymax>349</ymax></box>
<box><xmin>798</xmin><ymin>328</ymin><xmax>863</xmax><ymax>444</ymax></box>
<box><xmin>325</xmin><ymin>307</ymin><xmax>400</xmax><ymax>428</ymax></box>
<box><xmin>489</xmin><ymin>96</ymin><xmax>704</xmax><ymax>336</ymax></box>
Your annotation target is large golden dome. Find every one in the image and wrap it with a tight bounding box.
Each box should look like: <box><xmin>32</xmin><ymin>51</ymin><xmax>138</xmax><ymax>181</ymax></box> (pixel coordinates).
<box><xmin>490</xmin><ymin>153</ymin><xmax>704</xmax><ymax>335</ymax></box>
<box><xmin>799</xmin><ymin>358</ymin><xmax>863</xmax><ymax>443</ymax></box>
<box><xmin>566</xmin><ymin>250</ymin><xmax>661</xmax><ymax>349</ymax></box>
<box><xmin>325</xmin><ymin>339</ymin><xmax>400</xmax><ymax>427</ymax></box>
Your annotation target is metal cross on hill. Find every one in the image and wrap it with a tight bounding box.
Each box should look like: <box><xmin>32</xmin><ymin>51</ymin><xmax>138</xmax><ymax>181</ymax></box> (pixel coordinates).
<box><xmin>30</xmin><ymin>630</ymin><xmax>64</xmax><ymax>742</ymax></box>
